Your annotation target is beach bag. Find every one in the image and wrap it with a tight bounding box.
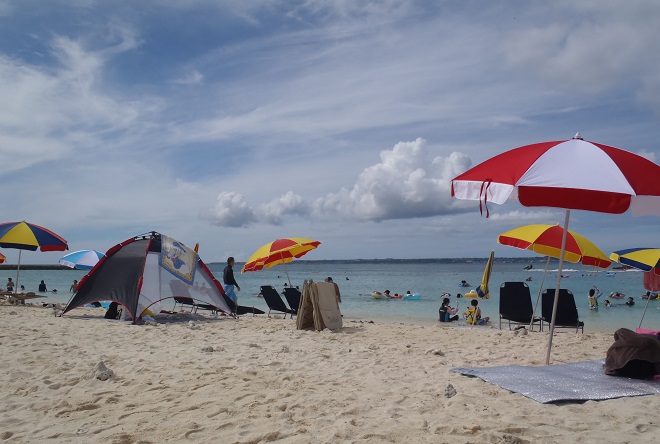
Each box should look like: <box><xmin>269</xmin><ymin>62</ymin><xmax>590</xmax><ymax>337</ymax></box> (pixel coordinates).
<box><xmin>604</xmin><ymin>328</ymin><xmax>660</xmax><ymax>379</ymax></box>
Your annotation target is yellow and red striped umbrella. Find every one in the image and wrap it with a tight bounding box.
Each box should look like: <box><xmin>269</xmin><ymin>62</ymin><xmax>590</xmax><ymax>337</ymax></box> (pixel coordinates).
<box><xmin>498</xmin><ymin>224</ymin><xmax>611</xmax><ymax>268</ymax></box>
<box><xmin>0</xmin><ymin>252</ymin><xmax>5</xmax><ymax>264</ymax></box>
<box><xmin>242</xmin><ymin>238</ymin><xmax>321</xmax><ymax>273</ymax></box>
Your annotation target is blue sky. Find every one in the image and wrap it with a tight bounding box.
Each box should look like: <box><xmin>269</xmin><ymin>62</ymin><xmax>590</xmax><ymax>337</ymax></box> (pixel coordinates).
<box><xmin>1</xmin><ymin>0</ymin><xmax>659</xmax><ymax>264</ymax></box>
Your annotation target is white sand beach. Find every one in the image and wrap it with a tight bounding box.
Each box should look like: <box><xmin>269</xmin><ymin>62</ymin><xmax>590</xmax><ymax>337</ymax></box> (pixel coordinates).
<box><xmin>1</xmin><ymin>304</ymin><xmax>658</xmax><ymax>443</ymax></box>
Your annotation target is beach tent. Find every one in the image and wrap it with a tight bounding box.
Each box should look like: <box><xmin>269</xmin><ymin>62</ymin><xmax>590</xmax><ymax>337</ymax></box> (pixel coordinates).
<box><xmin>62</xmin><ymin>232</ymin><xmax>232</xmax><ymax>322</ymax></box>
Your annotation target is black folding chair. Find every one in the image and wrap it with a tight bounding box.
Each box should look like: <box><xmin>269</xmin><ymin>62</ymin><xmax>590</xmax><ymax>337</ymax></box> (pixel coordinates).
<box><xmin>260</xmin><ymin>286</ymin><xmax>296</xmax><ymax>319</ymax></box>
<box><xmin>499</xmin><ymin>282</ymin><xmax>542</xmax><ymax>331</ymax></box>
<box><xmin>541</xmin><ymin>289</ymin><xmax>584</xmax><ymax>333</ymax></box>
<box><xmin>282</xmin><ymin>287</ymin><xmax>301</xmax><ymax>315</ymax></box>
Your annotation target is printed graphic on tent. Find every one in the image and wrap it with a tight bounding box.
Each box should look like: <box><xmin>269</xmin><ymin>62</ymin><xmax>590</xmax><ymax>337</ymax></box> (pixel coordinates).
<box><xmin>63</xmin><ymin>232</ymin><xmax>232</xmax><ymax>322</ymax></box>
<box><xmin>160</xmin><ymin>235</ymin><xmax>197</xmax><ymax>284</ymax></box>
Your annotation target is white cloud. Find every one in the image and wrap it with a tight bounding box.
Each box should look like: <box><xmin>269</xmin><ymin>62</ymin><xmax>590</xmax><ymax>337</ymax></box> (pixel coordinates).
<box><xmin>204</xmin><ymin>191</ymin><xmax>257</xmax><ymax>228</ymax></box>
<box><xmin>488</xmin><ymin>210</ymin><xmax>561</xmax><ymax>224</ymax></box>
<box><xmin>259</xmin><ymin>191</ymin><xmax>309</xmax><ymax>225</ymax></box>
<box><xmin>0</xmin><ymin>27</ymin><xmax>155</xmax><ymax>174</ymax></box>
<box><xmin>499</xmin><ymin>2</ymin><xmax>660</xmax><ymax>106</ymax></box>
<box><xmin>173</xmin><ymin>70</ymin><xmax>204</xmax><ymax>85</ymax></box>
<box><xmin>313</xmin><ymin>139</ymin><xmax>472</xmax><ymax>221</ymax></box>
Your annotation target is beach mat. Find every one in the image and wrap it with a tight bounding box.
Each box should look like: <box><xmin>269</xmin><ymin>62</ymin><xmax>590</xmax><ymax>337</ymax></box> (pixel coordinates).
<box><xmin>451</xmin><ymin>360</ymin><xmax>660</xmax><ymax>403</ymax></box>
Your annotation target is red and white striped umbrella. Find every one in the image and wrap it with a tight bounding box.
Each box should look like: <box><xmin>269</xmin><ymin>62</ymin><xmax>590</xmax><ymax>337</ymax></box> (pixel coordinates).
<box><xmin>452</xmin><ymin>134</ymin><xmax>660</xmax><ymax>216</ymax></box>
<box><xmin>451</xmin><ymin>134</ymin><xmax>660</xmax><ymax>364</ymax></box>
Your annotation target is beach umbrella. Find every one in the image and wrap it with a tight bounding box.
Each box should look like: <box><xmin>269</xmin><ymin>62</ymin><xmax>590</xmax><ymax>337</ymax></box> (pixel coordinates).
<box><xmin>0</xmin><ymin>252</ymin><xmax>5</xmax><ymax>264</ymax></box>
<box><xmin>0</xmin><ymin>221</ymin><xmax>68</xmax><ymax>293</ymax></box>
<box><xmin>610</xmin><ymin>248</ymin><xmax>660</xmax><ymax>329</ymax></box>
<box><xmin>499</xmin><ymin>224</ymin><xmax>611</xmax><ymax>328</ymax></box>
<box><xmin>609</xmin><ymin>248</ymin><xmax>660</xmax><ymax>274</ymax></box>
<box><xmin>499</xmin><ymin>224</ymin><xmax>612</xmax><ymax>268</ymax></box>
<box><xmin>452</xmin><ymin>134</ymin><xmax>660</xmax><ymax>364</ymax></box>
<box><xmin>478</xmin><ymin>250</ymin><xmax>494</xmax><ymax>298</ymax></box>
<box><xmin>242</xmin><ymin>237</ymin><xmax>321</xmax><ymax>286</ymax></box>
<box><xmin>59</xmin><ymin>250</ymin><xmax>105</xmax><ymax>270</ymax></box>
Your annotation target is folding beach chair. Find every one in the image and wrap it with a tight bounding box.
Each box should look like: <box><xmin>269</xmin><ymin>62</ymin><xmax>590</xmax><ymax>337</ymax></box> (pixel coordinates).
<box><xmin>260</xmin><ymin>285</ymin><xmax>296</xmax><ymax>319</ymax></box>
<box><xmin>172</xmin><ymin>296</ymin><xmax>195</xmax><ymax>312</ymax></box>
<box><xmin>282</xmin><ymin>287</ymin><xmax>301</xmax><ymax>314</ymax></box>
<box><xmin>541</xmin><ymin>289</ymin><xmax>584</xmax><ymax>333</ymax></box>
<box><xmin>499</xmin><ymin>282</ymin><xmax>542</xmax><ymax>331</ymax></box>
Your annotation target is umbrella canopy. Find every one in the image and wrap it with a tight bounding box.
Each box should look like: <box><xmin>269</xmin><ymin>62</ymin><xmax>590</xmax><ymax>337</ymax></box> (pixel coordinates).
<box><xmin>242</xmin><ymin>238</ymin><xmax>321</xmax><ymax>273</ymax></box>
<box><xmin>610</xmin><ymin>248</ymin><xmax>660</xmax><ymax>274</ymax></box>
<box><xmin>242</xmin><ymin>238</ymin><xmax>321</xmax><ymax>287</ymax></box>
<box><xmin>452</xmin><ymin>135</ymin><xmax>660</xmax><ymax>216</ymax></box>
<box><xmin>59</xmin><ymin>250</ymin><xmax>105</xmax><ymax>270</ymax></box>
<box><xmin>610</xmin><ymin>248</ymin><xmax>660</xmax><ymax>329</ymax></box>
<box><xmin>0</xmin><ymin>221</ymin><xmax>68</xmax><ymax>251</ymax></box>
<box><xmin>0</xmin><ymin>252</ymin><xmax>5</xmax><ymax>264</ymax></box>
<box><xmin>0</xmin><ymin>221</ymin><xmax>68</xmax><ymax>295</ymax></box>
<box><xmin>499</xmin><ymin>224</ymin><xmax>611</xmax><ymax>268</ymax></box>
<box><xmin>476</xmin><ymin>250</ymin><xmax>494</xmax><ymax>299</ymax></box>
<box><xmin>451</xmin><ymin>135</ymin><xmax>660</xmax><ymax>364</ymax></box>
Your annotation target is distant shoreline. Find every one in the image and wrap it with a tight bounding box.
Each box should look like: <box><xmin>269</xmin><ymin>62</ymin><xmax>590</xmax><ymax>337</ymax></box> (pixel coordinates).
<box><xmin>0</xmin><ymin>257</ymin><xmax>631</xmax><ymax>269</ymax></box>
<box><xmin>0</xmin><ymin>265</ymin><xmax>72</xmax><ymax>271</ymax></box>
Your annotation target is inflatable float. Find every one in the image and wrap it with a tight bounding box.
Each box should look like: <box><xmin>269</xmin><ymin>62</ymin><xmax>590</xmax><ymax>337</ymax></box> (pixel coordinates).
<box><xmin>371</xmin><ymin>291</ymin><xmax>389</xmax><ymax>300</ymax></box>
<box><xmin>464</xmin><ymin>290</ymin><xmax>489</xmax><ymax>299</ymax></box>
<box><xmin>403</xmin><ymin>294</ymin><xmax>421</xmax><ymax>300</ymax></box>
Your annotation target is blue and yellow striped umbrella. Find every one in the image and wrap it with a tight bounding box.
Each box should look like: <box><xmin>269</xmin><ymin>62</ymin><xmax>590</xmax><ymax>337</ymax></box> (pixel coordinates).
<box><xmin>610</xmin><ymin>248</ymin><xmax>660</xmax><ymax>273</ymax></box>
<box><xmin>0</xmin><ymin>221</ymin><xmax>68</xmax><ymax>251</ymax></box>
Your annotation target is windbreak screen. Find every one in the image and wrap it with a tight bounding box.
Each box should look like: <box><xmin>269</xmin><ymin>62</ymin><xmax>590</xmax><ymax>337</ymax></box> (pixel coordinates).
<box><xmin>137</xmin><ymin>252</ymin><xmax>232</xmax><ymax>315</ymax></box>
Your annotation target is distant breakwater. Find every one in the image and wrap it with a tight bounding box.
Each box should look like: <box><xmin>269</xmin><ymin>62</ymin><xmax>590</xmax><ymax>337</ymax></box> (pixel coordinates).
<box><xmin>0</xmin><ymin>265</ymin><xmax>72</xmax><ymax>271</ymax></box>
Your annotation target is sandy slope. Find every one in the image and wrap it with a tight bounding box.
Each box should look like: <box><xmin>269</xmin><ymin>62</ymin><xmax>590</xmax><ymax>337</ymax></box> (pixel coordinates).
<box><xmin>0</xmin><ymin>304</ymin><xmax>658</xmax><ymax>444</ymax></box>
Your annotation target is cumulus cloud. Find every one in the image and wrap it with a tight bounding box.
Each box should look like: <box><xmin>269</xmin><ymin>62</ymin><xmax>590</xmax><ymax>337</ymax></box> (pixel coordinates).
<box><xmin>313</xmin><ymin>138</ymin><xmax>471</xmax><ymax>221</ymax></box>
<box><xmin>259</xmin><ymin>191</ymin><xmax>309</xmax><ymax>225</ymax></box>
<box><xmin>205</xmin><ymin>191</ymin><xmax>257</xmax><ymax>227</ymax></box>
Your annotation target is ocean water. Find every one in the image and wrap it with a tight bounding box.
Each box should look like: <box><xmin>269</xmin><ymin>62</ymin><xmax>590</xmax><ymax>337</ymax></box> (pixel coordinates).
<box><xmin>7</xmin><ymin>260</ymin><xmax>659</xmax><ymax>333</ymax></box>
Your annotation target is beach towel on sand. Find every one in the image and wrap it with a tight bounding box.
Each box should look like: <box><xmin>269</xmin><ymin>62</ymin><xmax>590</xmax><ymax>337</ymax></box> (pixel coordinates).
<box><xmin>605</xmin><ymin>328</ymin><xmax>660</xmax><ymax>378</ymax></box>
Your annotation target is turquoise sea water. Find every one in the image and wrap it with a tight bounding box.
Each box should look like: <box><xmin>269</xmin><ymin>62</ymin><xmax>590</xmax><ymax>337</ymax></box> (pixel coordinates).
<box><xmin>8</xmin><ymin>260</ymin><xmax>659</xmax><ymax>333</ymax></box>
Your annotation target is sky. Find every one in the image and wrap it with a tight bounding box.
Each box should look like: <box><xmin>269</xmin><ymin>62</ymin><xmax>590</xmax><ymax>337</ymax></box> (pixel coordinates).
<box><xmin>1</xmin><ymin>0</ymin><xmax>660</xmax><ymax>264</ymax></box>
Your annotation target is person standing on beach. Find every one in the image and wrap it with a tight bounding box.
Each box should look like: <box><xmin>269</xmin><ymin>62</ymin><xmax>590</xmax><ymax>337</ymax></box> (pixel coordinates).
<box><xmin>223</xmin><ymin>257</ymin><xmax>240</xmax><ymax>303</ymax></box>
<box><xmin>325</xmin><ymin>277</ymin><xmax>341</xmax><ymax>303</ymax></box>
<box><xmin>70</xmin><ymin>280</ymin><xmax>78</xmax><ymax>293</ymax></box>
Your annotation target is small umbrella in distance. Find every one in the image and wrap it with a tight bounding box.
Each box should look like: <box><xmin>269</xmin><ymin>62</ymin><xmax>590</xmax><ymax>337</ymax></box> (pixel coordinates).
<box><xmin>59</xmin><ymin>250</ymin><xmax>105</xmax><ymax>270</ymax></box>
<box><xmin>0</xmin><ymin>221</ymin><xmax>68</xmax><ymax>293</ymax></box>
<box><xmin>610</xmin><ymin>248</ymin><xmax>660</xmax><ymax>329</ymax></box>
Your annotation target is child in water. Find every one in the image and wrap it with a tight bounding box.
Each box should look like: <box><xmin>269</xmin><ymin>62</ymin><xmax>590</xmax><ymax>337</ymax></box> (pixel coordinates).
<box><xmin>587</xmin><ymin>287</ymin><xmax>601</xmax><ymax>309</ymax></box>
<box><xmin>464</xmin><ymin>299</ymin><xmax>490</xmax><ymax>325</ymax></box>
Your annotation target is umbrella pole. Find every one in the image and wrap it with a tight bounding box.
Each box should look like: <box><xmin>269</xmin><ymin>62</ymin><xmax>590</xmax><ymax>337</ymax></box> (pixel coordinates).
<box><xmin>15</xmin><ymin>250</ymin><xmax>22</xmax><ymax>294</ymax></box>
<box><xmin>281</xmin><ymin>252</ymin><xmax>292</xmax><ymax>287</ymax></box>
<box><xmin>530</xmin><ymin>256</ymin><xmax>551</xmax><ymax>330</ymax></box>
<box><xmin>545</xmin><ymin>209</ymin><xmax>570</xmax><ymax>365</ymax></box>
<box><xmin>639</xmin><ymin>292</ymin><xmax>653</xmax><ymax>329</ymax></box>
